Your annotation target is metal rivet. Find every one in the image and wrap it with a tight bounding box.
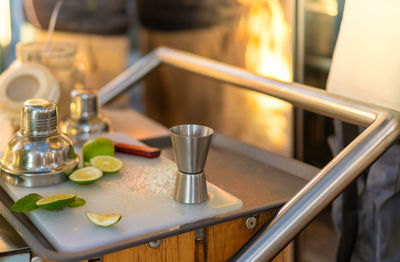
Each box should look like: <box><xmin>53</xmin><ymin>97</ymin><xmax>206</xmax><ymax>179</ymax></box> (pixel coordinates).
<box><xmin>148</xmin><ymin>239</ymin><xmax>162</xmax><ymax>248</ymax></box>
<box><xmin>246</xmin><ymin>216</ymin><xmax>257</xmax><ymax>229</ymax></box>
<box><xmin>31</xmin><ymin>257</ymin><xmax>44</xmax><ymax>262</ymax></box>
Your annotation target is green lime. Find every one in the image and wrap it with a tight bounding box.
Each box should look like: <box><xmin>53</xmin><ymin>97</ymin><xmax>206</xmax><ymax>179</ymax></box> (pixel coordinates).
<box><xmin>11</xmin><ymin>193</ymin><xmax>42</xmax><ymax>213</ymax></box>
<box><xmin>36</xmin><ymin>194</ymin><xmax>76</xmax><ymax>211</ymax></box>
<box><xmin>86</xmin><ymin>211</ymin><xmax>122</xmax><ymax>227</ymax></box>
<box><xmin>82</xmin><ymin>137</ymin><xmax>114</xmax><ymax>162</ymax></box>
<box><xmin>69</xmin><ymin>166</ymin><xmax>103</xmax><ymax>185</ymax></box>
<box><xmin>68</xmin><ymin>197</ymin><xmax>86</xmax><ymax>208</ymax></box>
<box><xmin>89</xmin><ymin>155</ymin><xmax>124</xmax><ymax>174</ymax></box>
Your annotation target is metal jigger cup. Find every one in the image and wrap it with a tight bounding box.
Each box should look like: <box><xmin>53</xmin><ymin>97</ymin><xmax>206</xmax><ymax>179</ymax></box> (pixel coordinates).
<box><xmin>170</xmin><ymin>124</ymin><xmax>214</xmax><ymax>204</ymax></box>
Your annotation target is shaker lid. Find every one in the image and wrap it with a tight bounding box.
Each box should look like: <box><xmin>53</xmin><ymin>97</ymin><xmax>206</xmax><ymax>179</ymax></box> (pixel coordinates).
<box><xmin>21</xmin><ymin>98</ymin><xmax>58</xmax><ymax>137</ymax></box>
<box><xmin>70</xmin><ymin>89</ymin><xmax>99</xmax><ymax>120</ymax></box>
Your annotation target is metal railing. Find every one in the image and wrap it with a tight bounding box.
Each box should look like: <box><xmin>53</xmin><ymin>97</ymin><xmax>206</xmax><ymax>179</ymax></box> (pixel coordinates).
<box><xmin>98</xmin><ymin>47</ymin><xmax>400</xmax><ymax>261</ymax></box>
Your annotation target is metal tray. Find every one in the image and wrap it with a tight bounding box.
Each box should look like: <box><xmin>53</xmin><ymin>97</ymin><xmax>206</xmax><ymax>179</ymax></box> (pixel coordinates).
<box><xmin>0</xmin><ymin>133</ymin><xmax>318</xmax><ymax>261</ymax></box>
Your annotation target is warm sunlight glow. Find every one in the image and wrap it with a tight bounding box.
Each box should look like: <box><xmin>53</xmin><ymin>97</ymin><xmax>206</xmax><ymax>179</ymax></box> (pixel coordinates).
<box><xmin>0</xmin><ymin>0</ymin><xmax>12</xmax><ymax>46</ymax></box>
<box><xmin>237</xmin><ymin>0</ymin><xmax>293</xmax><ymax>153</ymax></box>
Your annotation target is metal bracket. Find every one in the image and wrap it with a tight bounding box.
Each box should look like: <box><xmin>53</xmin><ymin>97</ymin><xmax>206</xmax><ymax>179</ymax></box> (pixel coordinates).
<box><xmin>98</xmin><ymin>47</ymin><xmax>400</xmax><ymax>262</ymax></box>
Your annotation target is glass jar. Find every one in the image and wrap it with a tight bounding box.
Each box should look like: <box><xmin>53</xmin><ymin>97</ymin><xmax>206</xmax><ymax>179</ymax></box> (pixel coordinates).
<box><xmin>14</xmin><ymin>42</ymin><xmax>80</xmax><ymax>120</ymax></box>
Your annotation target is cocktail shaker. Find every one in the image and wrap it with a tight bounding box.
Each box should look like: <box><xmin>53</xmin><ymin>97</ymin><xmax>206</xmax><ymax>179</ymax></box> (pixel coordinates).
<box><xmin>1</xmin><ymin>99</ymin><xmax>79</xmax><ymax>187</ymax></box>
<box><xmin>61</xmin><ymin>89</ymin><xmax>111</xmax><ymax>144</ymax></box>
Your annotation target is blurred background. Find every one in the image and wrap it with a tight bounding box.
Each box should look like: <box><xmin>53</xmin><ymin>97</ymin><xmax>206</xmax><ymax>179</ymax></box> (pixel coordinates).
<box><xmin>0</xmin><ymin>0</ymin><xmax>345</xmax><ymax>260</ymax></box>
<box><xmin>0</xmin><ymin>0</ymin><xmax>344</xmax><ymax>164</ymax></box>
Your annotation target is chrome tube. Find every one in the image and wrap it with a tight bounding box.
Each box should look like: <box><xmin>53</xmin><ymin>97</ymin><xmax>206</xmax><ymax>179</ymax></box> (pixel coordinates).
<box><xmin>98</xmin><ymin>47</ymin><xmax>400</xmax><ymax>261</ymax></box>
<box><xmin>98</xmin><ymin>50</ymin><xmax>161</xmax><ymax>105</ymax></box>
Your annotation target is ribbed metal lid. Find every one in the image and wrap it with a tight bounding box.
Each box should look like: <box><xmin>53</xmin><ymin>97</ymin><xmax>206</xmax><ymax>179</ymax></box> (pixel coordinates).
<box><xmin>70</xmin><ymin>89</ymin><xmax>99</xmax><ymax>120</ymax></box>
<box><xmin>20</xmin><ymin>99</ymin><xmax>58</xmax><ymax>137</ymax></box>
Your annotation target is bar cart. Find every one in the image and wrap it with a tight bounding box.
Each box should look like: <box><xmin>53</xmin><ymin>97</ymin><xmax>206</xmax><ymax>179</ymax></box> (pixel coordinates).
<box><xmin>0</xmin><ymin>47</ymin><xmax>399</xmax><ymax>261</ymax></box>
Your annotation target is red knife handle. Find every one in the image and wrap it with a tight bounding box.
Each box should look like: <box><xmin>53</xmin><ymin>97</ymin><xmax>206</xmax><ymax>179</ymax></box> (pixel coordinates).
<box><xmin>114</xmin><ymin>143</ymin><xmax>161</xmax><ymax>158</ymax></box>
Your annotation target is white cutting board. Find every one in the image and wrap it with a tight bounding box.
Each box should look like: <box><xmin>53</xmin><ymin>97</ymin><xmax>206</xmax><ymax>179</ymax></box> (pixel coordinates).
<box><xmin>0</xmin><ymin>133</ymin><xmax>242</xmax><ymax>253</ymax></box>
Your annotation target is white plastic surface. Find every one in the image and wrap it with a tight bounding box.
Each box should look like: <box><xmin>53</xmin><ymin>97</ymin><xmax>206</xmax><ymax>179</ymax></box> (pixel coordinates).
<box><xmin>1</xmin><ymin>133</ymin><xmax>242</xmax><ymax>253</ymax></box>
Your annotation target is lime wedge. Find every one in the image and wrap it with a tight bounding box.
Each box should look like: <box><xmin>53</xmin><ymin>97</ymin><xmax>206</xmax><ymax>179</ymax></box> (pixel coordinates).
<box><xmin>82</xmin><ymin>137</ymin><xmax>114</xmax><ymax>162</ymax></box>
<box><xmin>11</xmin><ymin>193</ymin><xmax>42</xmax><ymax>213</ymax></box>
<box><xmin>36</xmin><ymin>194</ymin><xmax>76</xmax><ymax>211</ymax></box>
<box><xmin>68</xmin><ymin>197</ymin><xmax>86</xmax><ymax>208</ymax></box>
<box><xmin>89</xmin><ymin>155</ymin><xmax>124</xmax><ymax>174</ymax></box>
<box><xmin>69</xmin><ymin>167</ymin><xmax>103</xmax><ymax>184</ymax></box>
<box><xmin>86</xmin><ymin>211</ymin><xmax>122</xmax><ymax>227</ymax></box>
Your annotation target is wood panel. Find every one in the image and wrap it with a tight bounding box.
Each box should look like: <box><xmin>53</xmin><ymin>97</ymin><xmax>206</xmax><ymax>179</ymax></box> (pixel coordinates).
<box><xmin>195</xmin><ymin>237</ymin><xmax>206</xmax><ymax>262</ymax></box>
<box><xmin>103</xmin><ymin>231</ymin><xmax>195</xmax><ymax>262</ymax></box>
<box><xmin>206</xmin><ymin>209</ymin><xmax>290</xmax><ymax>262</ymax></box>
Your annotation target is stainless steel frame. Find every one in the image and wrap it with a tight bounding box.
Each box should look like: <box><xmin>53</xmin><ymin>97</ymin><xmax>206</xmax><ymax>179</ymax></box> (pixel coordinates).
<box><xmin>99</xmin><ymin>47</ymin><xmax>400</xmax><ymax>261</ymax></box>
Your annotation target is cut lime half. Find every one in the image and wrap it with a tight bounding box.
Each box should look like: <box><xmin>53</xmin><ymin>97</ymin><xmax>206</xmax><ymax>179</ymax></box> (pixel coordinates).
<box><xmin>36</xmin><ymin>194</ymin><xmax>76</xmax><ymax>211</ymax></box>
<box><xmin>89</xmin><ymin>155</ymin><xmax>124</xmax><ymax>174</ymax></box>
<box><xmin>69</xmin><ymin>167</ymin><xmax>103</xmax><ymax>185</ymax></box>
<box><xmin>86</xmin><ymin>211</ymin><xmax>122</xmax><ymax>227</ymax></box>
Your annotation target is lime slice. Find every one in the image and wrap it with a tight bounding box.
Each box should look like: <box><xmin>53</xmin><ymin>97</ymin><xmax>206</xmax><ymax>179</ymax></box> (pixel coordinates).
<box><xmin>11</xmin><ymin>193</ymin><xmax>42</xmax><ymax>213</ymax></box>
<box><xmin>86</xmin><ymin>211</ymin><xmax>122</xmax><ymax>227</ymax></box>
<box><xmin>82</xmin><ymin>137</ymin><xmax>114</xmax><ymax>162</ymax></box>
<box><xmin>89</xmin><ymin>155</ymin><xmax>124</xmax><ymax>174</ymax></box>
<box><xmin>69</xmin><ymin>167</ymin><xmax>103</xmax><ymax>185</ymax></box>
<box><xmin>36</xmin><ymin>194</ymin><xmax>76</xmax><ymax>211</ymax></box>
<box><xmin>68</xmin><ymin>197</ymin><xmax>86</xmax><ymax>208</ymax></box>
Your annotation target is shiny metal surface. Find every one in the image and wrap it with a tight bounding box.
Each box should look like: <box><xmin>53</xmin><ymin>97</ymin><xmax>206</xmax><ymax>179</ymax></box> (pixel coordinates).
<box><xmin>246</xmin><ymin>217</ymin><xmax>257</xmax><ymax>230</ymax></box>
<box><xmin>148</xmin><ymin>240</ymin><xmax>162</xmax><ymax>249</ymax></box>
<box><xmin>173</xmin><ymin>171</ymin><xmax>208</xmax><ymax>204</ymax></box>
<box><xmin>0</xmin><ymin>211</ymin><xmax>29</xmax><ymax>254</ymax></box>
<box><xmin>21</xmin><ymin>99</ymin><xmax>58</xmax><ymax>137</ymax></box>
<box><xmin>70</xmin><ymin>89</ymin><xmax>99</xmax><ymax>120</ymax></box>
<box><xmin>169</xmin><ymin>124</ymin><xmax>214</xmax><ymax>174</ymax></box>
<box><xmin>61</xmin><ymin>89</ymin><xmax>111</xmax><ymax>144</ymax></box>
<box><xmin>99</xmin><ymin>51</ymin><xmax>160</xmax><ymax>105</ymax></box>
<box><xmin>1</xmin><ymin>99</ymin><xmax>79</xmax><ymax>187</ymax></box>
<box><xmin>98</xmin><ymin>47</ymin><xmax>400</xmax><ymax>261</ymax></box>
<box><xmin>170</xmin><ymin>124</ymin><xmax>213</xmax><ymax>204</ymax></box>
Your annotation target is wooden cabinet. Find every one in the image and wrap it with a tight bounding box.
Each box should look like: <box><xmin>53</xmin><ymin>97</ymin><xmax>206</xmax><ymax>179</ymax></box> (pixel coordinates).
<box><xmin>206</xmin><ymin>210</ymin><xmax>277</xmax><ymax>261</ymax></box>
<box><xmin>100</xmin><ymin>209</ymin><xmax>289</xmax><ymax>262</ymax></box>
<box><xmin>103</xmin><ymin>232</ymin><xmax>195</xmax><ymax>262</ymax></box>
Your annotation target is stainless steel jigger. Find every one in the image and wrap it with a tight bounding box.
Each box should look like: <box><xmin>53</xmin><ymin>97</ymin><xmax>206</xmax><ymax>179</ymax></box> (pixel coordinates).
<box><xmin>1</xmin><ymin>99</ymin><xmax>79</xmax><ymax>187</ymax></box>
<box><xmin>61</xmin><ymin>89</ymin><xmax>111</xmax><ymax>144</ymax></box>
<box><xmin>170</xmin><ymin>124</ymin><xmax>214</xmax><ymax>204</ymax></box>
